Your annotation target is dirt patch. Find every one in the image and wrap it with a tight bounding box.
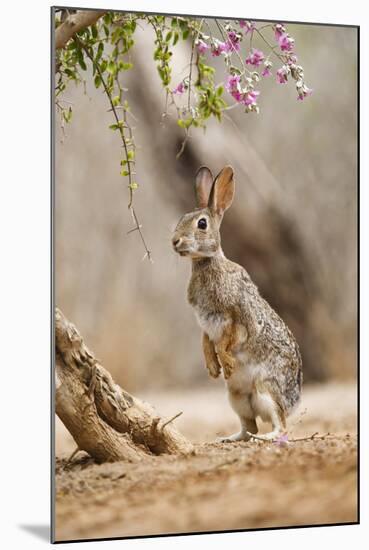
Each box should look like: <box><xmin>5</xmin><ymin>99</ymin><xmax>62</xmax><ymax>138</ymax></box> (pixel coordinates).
<box><xmin>54</xmin><ymin>382</ymin><xmax>358</xmax><ymax>541</ymax></box>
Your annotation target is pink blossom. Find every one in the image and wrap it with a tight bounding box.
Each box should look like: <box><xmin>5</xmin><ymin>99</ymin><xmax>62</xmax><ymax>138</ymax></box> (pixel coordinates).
<box><xmin>286</xmin><ymin>53</ymin><xmax>298</xmax><ymax>65</ymax></box>
<box><xmin>225</xmin><ymin>74</ymin><xmax>244</xmax><ymax>103</ymax></box>
<box><xmin>276</xmin><ymin>67</ymin><xmax>289</xmax><ymax>84</ymax></box>
<box><xmin>225</xmin><ymin>74</ymin><xmax>260</xmax><ymax>106</ymax></box>
<box><xmin>172</xmin><ymin>81</ymin><xmax>185</xmax><ymax>95</ymax></box>
<box><xmin>243</xmin><ymin>89</ymin><xmax>260</xmax><ymax>106</ymax></box>
<box><xmin>239</xmin><ymin>20</ymin><xmax>256</xmax><ymax>34</ymax></box>
<box><xmin>225</xmin><ymin>74</ymin><xmax>241</xmax><ymax>91</ymax></box>
<box><xmin>297</xmin><ymin>86</ymin><xmax>313</xmax><ymax>101</ymax></box>
<box><xmin>274</xmin><ymin>23</ymin><xmax>286</xmax><ymax>40</ymax></box>
<box><xmin>211</xmin><ymin>41</ymin><xmax>227</xmax><ymax>56</ymax></box>
<box><xmin>278</xmin><ymin>33</ymin><xmax>295</xmax><ymax>52</ymax></box>
<box><xmin>261</xmin><ymin>66</ymin><xmax>272</xmax><ymax>77</ymax></box>
<box><xmin>226</xmin><ymin>31</ymin><xmax>241</xmax><ymax>52</ymax></box>
<box><xmin>196</xmin><ymin>39</ymin><xmax>209</xmax><ymax>55</ymax></box>
<box><xmin>245</xmin><ymin>48</ymin><xmax>265</xmax><ymax>67</ymax></box>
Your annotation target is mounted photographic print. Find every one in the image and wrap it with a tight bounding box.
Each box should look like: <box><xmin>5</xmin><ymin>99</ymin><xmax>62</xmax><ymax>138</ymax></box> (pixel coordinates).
<box><xmin>52</xmin><ymin>6</ymin><xmax>359</xmax><ymax>543</ymax></box>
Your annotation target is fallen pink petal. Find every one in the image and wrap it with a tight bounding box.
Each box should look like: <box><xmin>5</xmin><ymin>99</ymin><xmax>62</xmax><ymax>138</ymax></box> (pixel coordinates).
<box><xmin>273</xmin><ymin>433</ymin><xmax>289</xmax><ymax>446</ymax></box>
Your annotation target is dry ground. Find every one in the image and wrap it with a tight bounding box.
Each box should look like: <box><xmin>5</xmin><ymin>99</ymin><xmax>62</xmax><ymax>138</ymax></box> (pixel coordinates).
<box><xmin>54</xmin><ymin>382</ymin><xmax>358</xmax><ymax>542</ymax></box>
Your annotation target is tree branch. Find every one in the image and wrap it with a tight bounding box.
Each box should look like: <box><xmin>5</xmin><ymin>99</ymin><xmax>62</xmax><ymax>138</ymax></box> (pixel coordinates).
<box><xmin>55</xmin><ymin>10</ymin><xmax>106</xmax><ymax>49</ymax></box>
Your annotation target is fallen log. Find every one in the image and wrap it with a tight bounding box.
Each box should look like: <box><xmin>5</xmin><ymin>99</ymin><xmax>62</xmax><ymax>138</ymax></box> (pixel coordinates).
<box><xmin>55</xmin><ymin>307</ymin><xmax>193</xmax><ymax>463</ymax></box>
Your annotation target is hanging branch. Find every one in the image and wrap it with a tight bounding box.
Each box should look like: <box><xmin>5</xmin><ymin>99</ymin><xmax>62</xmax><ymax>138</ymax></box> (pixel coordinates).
<box><xmin>75</xmin><ymin>36</ymin><xmax>152</xmax><ymax>262</ymax></box>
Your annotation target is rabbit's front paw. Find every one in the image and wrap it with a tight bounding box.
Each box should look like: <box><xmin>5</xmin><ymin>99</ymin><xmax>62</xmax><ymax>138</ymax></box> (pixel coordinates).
<box><xmin>206</xmin><ymin>359</ymin><xmax>221</xmax><ymax>378</ymax></box>
<box><xmin>218</xmin><ymin>353</ymin><xmax>236</xmax><ymax>379</ymax></box>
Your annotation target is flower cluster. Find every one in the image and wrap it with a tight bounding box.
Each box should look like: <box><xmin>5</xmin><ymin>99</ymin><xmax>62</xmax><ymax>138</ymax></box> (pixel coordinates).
<box><xmin>273</xmin><ymin>23</ymin><xmax>313</xmax><ymax>100</ymax></box>
<box><xmin>261</xmin><ymin>61</ymin><xmax>273</xmax><ymax>77</ymax></box>
<box><xmin>239</xmin><ymin>20</ymin><xmax>256</xmax><ymax>34</ymax></box>
<box><xmin>168</xmin><ymin>18</ymin><xmax>312</xmax><ymax>123</ymax></box>
<box><xmin>245</xmin><ymin>48</ymin><xmax>264</xmax><ymax>67</ymax></box>
<box><xmin>196</xmin><ymin>38</ymin><xmax>209</xmax><ymax>55</ymax></box>
<box><xmin>211</xmin><ymin>38</ymin><xmax>228</xmax><ymax>57</ymax></box>
<box><xmin>209</xmin><ymin>31</ymin><xmax>242</xmax><ymax>57</ymax></box>
<box><xmin>226</xmin><ymin>73</ymin><xmax>260</xmax><ymax>113</ymax></box>
<box><xmin>274</xmin><ymin>24</ymin><xmax>295</xmax><ymax>51</ymax></box>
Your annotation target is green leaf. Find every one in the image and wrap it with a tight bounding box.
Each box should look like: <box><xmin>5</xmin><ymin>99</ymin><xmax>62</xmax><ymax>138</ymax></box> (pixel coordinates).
<box><xmin>177</xmin><ymin>118</ymin><xmax>193</xmax><ymax>129</ymax></box>
<box><xmin>64</xmin><ymin>68</ymin><xmax>76</xmax><ymax>79</ymax></box>
<box><xmin>107</xmin><ymin>60</ymin><xmax>116</xmax><ymax>75</ymax></box>
<box><xmin>182</xmin><ymin>29</ymin><xmax>190</xmax><ymax>40</ymax></box>
<box><xmin>62</xmin><ymin>106</ymin><xmax>73</xmax><ymax>123</ymax></box>
<box><xmin>96</xmin><ymin>42</ymin><xmax>104</xmax><ymax>62</ymax></box>
<box><xmin>78</xmin><ymin>54</ymin><xmax>87</xmax><ymax>71</ymax></box>
<box><xmin>118</xmin><ymin>61</ymin><xmax>133</xmax><ymax>71</ymax></box>
<box><xmin>173</xmin><ymin>32</ymin><xmax>179</xmax><ymax>46</ymax></box>
<box><xmin>94</xmin><ymin>74</ymin><xmax>102</xmax><ymax>88</ymax></box>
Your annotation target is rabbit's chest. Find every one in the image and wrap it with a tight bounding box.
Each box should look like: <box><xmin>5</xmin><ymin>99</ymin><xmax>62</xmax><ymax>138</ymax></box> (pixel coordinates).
<box><xmin>193</xmin><ymin>308</ymin><xmax>230</xmax><ymax>343</ymax></box>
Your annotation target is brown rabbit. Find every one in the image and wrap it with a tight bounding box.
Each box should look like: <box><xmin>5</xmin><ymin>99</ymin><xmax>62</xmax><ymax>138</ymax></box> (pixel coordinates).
<box><xmin>172</xmin><ymin>165</ymin><xmax>302</xmax><ymax>441</ymax></box>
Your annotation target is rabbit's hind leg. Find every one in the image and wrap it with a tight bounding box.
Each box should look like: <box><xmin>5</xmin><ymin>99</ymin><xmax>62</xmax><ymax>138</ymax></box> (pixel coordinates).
<box><xmin>217</xmin><ymin>390</ymin><xmax>258</xmax><ymax>443</ymax></box>
<box><xmin>252</xmin><ymin>380</ymin><xmax>286</xmax><ymax>440</ymax></box>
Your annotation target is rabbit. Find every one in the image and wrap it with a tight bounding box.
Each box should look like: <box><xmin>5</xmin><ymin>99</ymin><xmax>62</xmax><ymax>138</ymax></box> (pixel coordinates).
<box><xmin>172</xmin><ymin>165</ymin><xmax>302</xmax><ymax>441</ymax></box>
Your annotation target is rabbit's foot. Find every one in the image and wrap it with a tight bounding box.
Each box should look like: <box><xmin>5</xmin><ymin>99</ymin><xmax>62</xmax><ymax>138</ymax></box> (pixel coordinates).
<box><xmin>260</xmin><ymin>430</ymin><xmax>283</xmax><ymax>441</ymax></box>
<box><xmin>216</xmin><ymin>418</ymin><xmax>258</xmax><ymax>443</ymax></box>
<box><xmin>216</xmin><ymin>431</ymin><xmax>252</xmax><ymax>443</ymax></box>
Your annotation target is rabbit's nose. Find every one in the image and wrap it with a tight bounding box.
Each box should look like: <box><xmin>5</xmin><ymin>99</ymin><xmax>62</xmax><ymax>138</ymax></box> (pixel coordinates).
<box><xmin>172</xmin><ymin>237</ymin><xmax>182</xmax><ymax>248</ymax></box>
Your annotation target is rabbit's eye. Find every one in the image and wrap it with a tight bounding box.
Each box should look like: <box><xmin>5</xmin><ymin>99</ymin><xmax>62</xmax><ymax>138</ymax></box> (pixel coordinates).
<box><xmin>197</xmin><ymin>218</ymin><xmax>207</xmax><ymax>230</ymax></box>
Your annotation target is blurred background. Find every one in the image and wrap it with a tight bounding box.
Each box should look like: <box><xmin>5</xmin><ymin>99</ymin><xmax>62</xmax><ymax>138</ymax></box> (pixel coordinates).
<box><xmin>55</xmin><ymin>18</ymin><xmax>358</xmax><ymax>393</ymax></box>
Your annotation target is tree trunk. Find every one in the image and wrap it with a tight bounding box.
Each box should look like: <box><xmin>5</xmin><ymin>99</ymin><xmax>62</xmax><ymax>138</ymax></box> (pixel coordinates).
<box><xmin>55</xmin><ymin>308</ymin><xmax>193</xmax><ymax>463</ymax></box>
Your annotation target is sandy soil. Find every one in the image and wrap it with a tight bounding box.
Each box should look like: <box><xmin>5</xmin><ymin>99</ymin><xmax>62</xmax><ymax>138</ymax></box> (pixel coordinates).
<box><xmin>54</xmin><ymin>382</ymin><xmax>358</xmax><ymax>542</ymax></box>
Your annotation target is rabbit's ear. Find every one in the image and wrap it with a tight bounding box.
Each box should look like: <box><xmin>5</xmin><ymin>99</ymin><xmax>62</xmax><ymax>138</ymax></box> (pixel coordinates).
<box><xmin>209</xmin><ymin>165</ymin><xmax>235</xmax><ymax>217</ymax></box>
<box><xmin>195</xmin><ymin>166</ymin><xmax>214</xmax><ymax>208</ymax></box>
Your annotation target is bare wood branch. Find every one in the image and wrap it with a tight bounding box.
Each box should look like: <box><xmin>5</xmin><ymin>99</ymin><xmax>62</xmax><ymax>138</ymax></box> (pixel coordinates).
<box><xmin>244</xmin><ymin>431</ymin><xmax>331</xmax><ymax>444</ymax></box>
<box><xmin>161</xmin><ymin>411</ymin><xmax>183</xmax><ymax>430</ymax></box>
<box><xmin>55</xmin><ymin>308</ymin><xmax>193</xmax><ymax>463</ymax></box>
<box><xmin>55</xmin><ymin>10</ymin><xmax>106</xmax><ymax>50</ymax></box>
